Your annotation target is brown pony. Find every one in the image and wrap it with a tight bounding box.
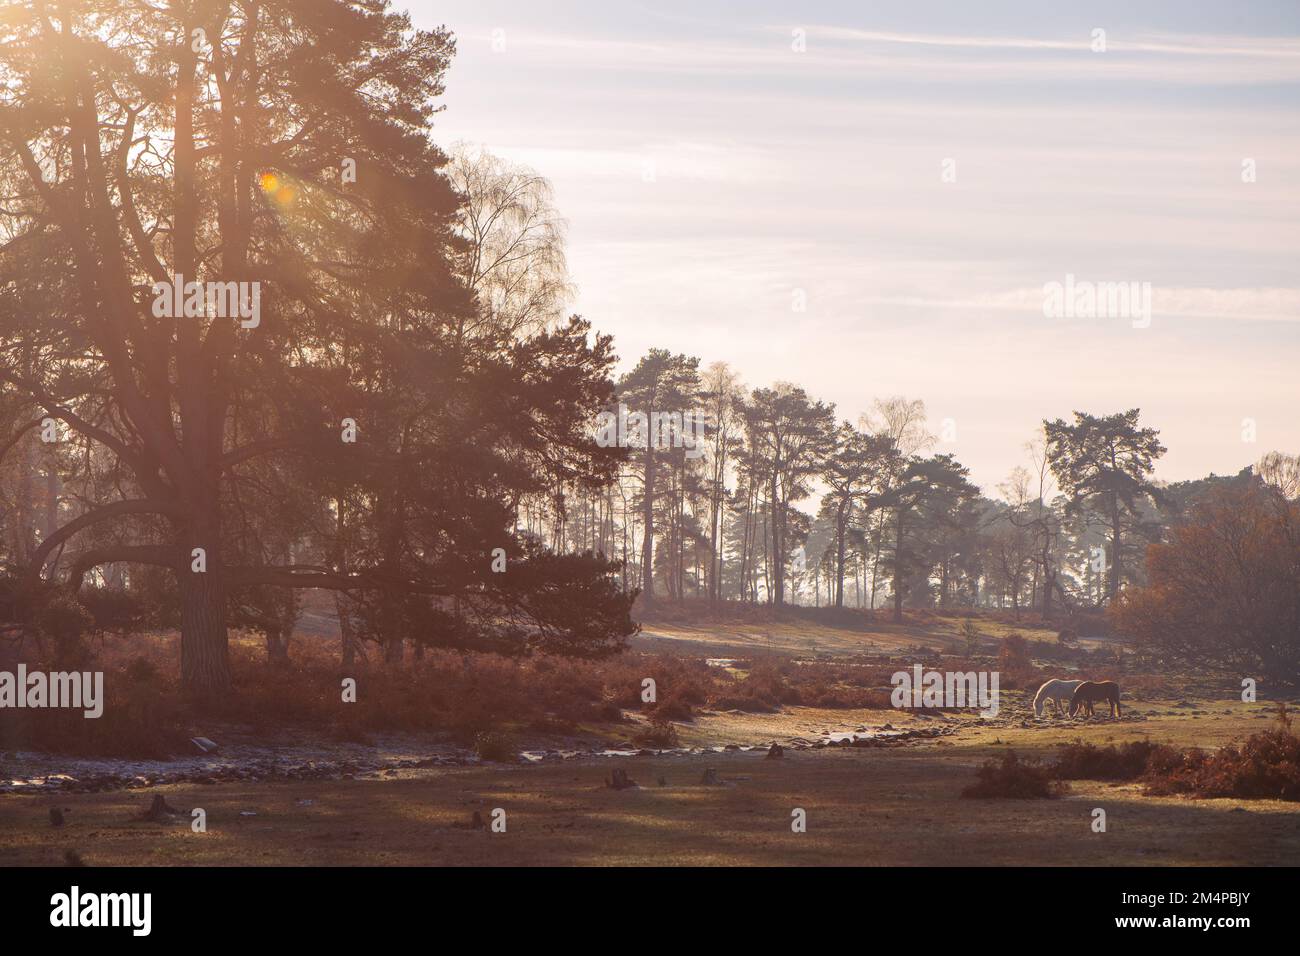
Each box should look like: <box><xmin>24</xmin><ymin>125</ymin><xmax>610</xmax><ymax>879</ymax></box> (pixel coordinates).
<box><xmin>1069</xmin><ymin>681</ymin><xmax>1121</xmax><ymax>718</ymax></box>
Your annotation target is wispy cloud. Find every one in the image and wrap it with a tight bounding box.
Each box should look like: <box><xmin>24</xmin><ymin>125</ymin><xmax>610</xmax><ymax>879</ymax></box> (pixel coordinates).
<box><xmin>861</xmin><ymin>288</ymin><xmax>1300</xmax><ymax>324</ymax></box>
<box><xmin>806</xmin><ymin>27</ymin><xmax>1300</xmax><ymax>58</ymax></box>
<box><xmin>420</xmin><ymin>0</ymin><xmax>1300</xmax><ymax>487</ymax></box>
<box><xmin>458</xmin><ymin>26</ymin><xmax>1300</xmax><ymax>85</ymax></box>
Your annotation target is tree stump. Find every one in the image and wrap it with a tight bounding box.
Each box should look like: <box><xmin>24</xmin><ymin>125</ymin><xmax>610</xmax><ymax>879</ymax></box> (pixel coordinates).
<box><xmin>606</xmin><ymin>768</ymin><xmax>638</xmax><ymax>790</ymax></box>
<box><xmin>141</xmin><ymin>794</ymin><xmax>178</xmax><ymax>822</ymax></box>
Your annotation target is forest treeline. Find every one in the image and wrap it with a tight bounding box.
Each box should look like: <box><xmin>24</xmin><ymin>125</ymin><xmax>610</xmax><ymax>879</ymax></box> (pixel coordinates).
<box><xmin>545</xmin><ymin>353</ymin><xmax>1299</xmax><ymax>677</ymax></box>
<box><xmin>0</xmin><ymin>1</ymin><xmax>1295</xmax><ymax>696</ymax></box>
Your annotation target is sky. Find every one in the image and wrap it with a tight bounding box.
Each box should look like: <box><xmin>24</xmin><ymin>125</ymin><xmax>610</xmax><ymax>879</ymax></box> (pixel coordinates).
<box><xmin>407</xmin><ymin>0</ymin><xmax>1300</xmax><ymax>493</ymax></box>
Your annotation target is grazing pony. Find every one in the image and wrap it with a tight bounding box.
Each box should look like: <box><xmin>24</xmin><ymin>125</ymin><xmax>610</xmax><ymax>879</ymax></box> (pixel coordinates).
<box><xmin>1069</xmin><ymin>681</ymin><xmax>1121</xmax><ymax>718</ymax></box>
<box><xmin>1032</xmin><ymin>679</ymin><xmax>1084</xmax><ymax>717</ymax></box>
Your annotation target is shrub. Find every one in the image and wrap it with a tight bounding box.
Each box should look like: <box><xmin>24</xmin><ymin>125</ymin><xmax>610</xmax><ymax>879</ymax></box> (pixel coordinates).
<box><xmin>633</xmin><ymin>716</ymin><xmax>680</xmax><ymax>749</ymax></box>
<box><xmin>998</xmin><ymin>633</ymin><xmax>1031</xmax><ymax>669</ymax></box>
<box><xmin>995</xmin><ymin>633</ymin><xmax>1039</xmax><ymax>689</ymax></box>
<box><xmin>961</xmin><ymin>751</ymin><xmax>1064</xmax><ymax>799</ymax></box>
<box><xmin>473</xmin><ymin>730</ymin><xmax>518</xmax><ymax>762</ymax></box>
<box><xmin>1110</xmin><ymin>483</ymin><xmax>1300</xmax><ymax>682</ymax></box>
<box><xmin>706</xmin><ymin>659</ymin><xmax>785</xmax><ymax>712</ymax></box>
<box><xmin>6</xmin><ymin>651</ymin><xmax>186</xmax><ymax>758</ymax></box>
<box><xmin>1053</xmin><ymin>739</ymin><xmax>1178</xmax><ymax>781</ymax></box>
<box><xmin>1117</xmin><ymin>673</ymin><xmax>1173</xmax><ymax>700</ymax></box>
<box><xmin>651</xmin><ymin>692</ymin><xmax>694</xmax><ymax>721</ymax></box>
<box><xmin>34</xmin><ymin>590</ymin><xmax>96</xmax><ymax>668</ymax></box>
<box><xmin>1142</xmin><ymin>729</ymin><xmax>1300</xmax><ymax>801</ymax></box>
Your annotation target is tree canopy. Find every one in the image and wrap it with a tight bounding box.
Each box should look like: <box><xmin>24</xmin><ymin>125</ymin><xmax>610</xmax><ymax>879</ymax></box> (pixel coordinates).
<box><xmin>0</xmin><ymin>0</ymin><xmax>635</xmax><ymax>696</ymax></box>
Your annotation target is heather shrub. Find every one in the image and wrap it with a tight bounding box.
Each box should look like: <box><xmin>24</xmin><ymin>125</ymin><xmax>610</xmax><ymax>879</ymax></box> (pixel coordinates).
<box><xmin>2</xmin><ymin>650</ymin><xmax>186</xmax><ymax>758</ymax></box>
<box><xmin>962</xmin><ymin>751</ymin><xmax>1064</xmax><ymax>799</ymax></box>
<box><xmin>632</xmin><ymin>716</ymin><xmax>680</xmax><ymax>749</ymax></box>
<box><xmin>473</xmin><ymin>730</ymin><xmax>518</xmax><ymax>762</ymax></box>
<box><xmin>650</xmin><ymin>691</ymin><xmax>694</xmax><ymax>721</ymax></box>
<box><xmin>1053</xmin><ymin>739</ymin><xmax>1178</xmax><ymax>781</ymax></box>
<box><xmin>996</xmin><ymin>633</ymin><xmax>1037</xmax><ymax>689</ymax></box>
<box><xmin>1142</xmin><ymin>728</ymin><xmax>1300</xmax><ymax>801</ymax></box>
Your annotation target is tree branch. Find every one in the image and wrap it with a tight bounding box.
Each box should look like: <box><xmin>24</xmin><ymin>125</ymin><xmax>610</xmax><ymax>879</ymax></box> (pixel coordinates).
<box><xmin>67</xmin><ymin>545</ymin><xmax>179</xmax><ymax>592</ymax></box>
<box><xmin>29</xmin><ymin>499</ymin><xmax>185</xmax><ymax>581</ymax></box>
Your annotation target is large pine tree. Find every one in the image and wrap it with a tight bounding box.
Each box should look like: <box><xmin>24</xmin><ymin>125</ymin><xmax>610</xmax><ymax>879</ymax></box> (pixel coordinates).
<box><xmin>0</xmin><ymin>0</ymin><xmax>634</xmax><ymax>696</ymax></box>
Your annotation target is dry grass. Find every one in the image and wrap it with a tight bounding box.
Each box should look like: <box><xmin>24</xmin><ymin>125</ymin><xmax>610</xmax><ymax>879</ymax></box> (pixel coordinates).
<box><xmin>3</xmin><ymin>696</ymin><xmax>1298</xmax><ymax>866</ymax></box>
<box><xmin>4</xmin><ymin>610</ymin><xmax>1297</xmax><ymax>866</ymax></box>
<box><xmin>4</xmin><ymin>746</ymin><xmax>1298</xmax><ymax>866</ymax></box>
<box><xmin>6</xmin><ymin>628</ymin><xmax>1064</xmax><ymax>756</ymax></box>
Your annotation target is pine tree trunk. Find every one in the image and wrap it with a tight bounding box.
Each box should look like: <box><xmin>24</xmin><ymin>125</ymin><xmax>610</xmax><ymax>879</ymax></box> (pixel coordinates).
<box><xmin>383</xmin><ymin>603</ymin><xmax>404</xmax><ymax>664</ymax></box>
<box><xmin>770</xmin><ymin>473</ymin><xmax>784</xmax><ymax>606</ymax></box>
<box><xmin>266</xmin><ymin>626</ymin><xmax>289</xmax><ymax>664</ymax></box>
<box><xmin>179</xmin><ymin>555</ymin><xmax>231</xmax><ymax>697</ymax></box>
<box><xmin>1109</xmin><ymin>498</ymin><xmax>1122</xmax><ymax>603</ymax></box>
<box><xmin>869</xmin><ymin>510</ymin><xmax>887</xmax><ymax>609</ymax></box>
<box><xmin>641</xmin><ymin>444</ymin><xmax>656</xmax><ymax>604</ymax></box>
<box><xmin>14</xmin><ymin>440</ymin><xmax>32</xmax><ymax>563</ymax></box>
<box><xmin>1041</xmin><ymin>557</ymin><xmax>1055</xmax><ymax>619</ymax></box>
<box><xmin>337</xmin><ymin>593</ymin><xmax>356</xmax><ymax>668</ymax></box>
<box><xmin>834</xmin><ymin>506</ymin><xmax>847</xmax><ymax>608</ymax></box>
<box><xmin>892</xmin><ymin>509</ymin><xmax>905</xmax><ymax>624</ymax></box>
<box><xmin>44</xmin><ymin>465</ymin><xmax>61</xmax><ymax>541</ymax></box>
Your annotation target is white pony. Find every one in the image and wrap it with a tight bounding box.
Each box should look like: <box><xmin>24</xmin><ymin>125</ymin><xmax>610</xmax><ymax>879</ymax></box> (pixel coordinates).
<box><xmin>1032</xmin><ymin>679</ymin><xmax>1084</xmax><ymax>717</ymax></box>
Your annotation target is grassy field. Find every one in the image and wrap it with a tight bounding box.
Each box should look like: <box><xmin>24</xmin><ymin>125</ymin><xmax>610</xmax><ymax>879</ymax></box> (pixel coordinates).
<box><xmin>632</xmin><ymin>610</ymin><xmax>1066</xmax><ymax>659</ymax></box>
<box><xmin>4</xmin><ymin>697</ymin><xmax>1297</xmax><ymax>866</ymax></box>
<box><xmin>2</xmin><ymin>608</ymin><xmax>1295</xmax><ymax>866</ymax></box>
